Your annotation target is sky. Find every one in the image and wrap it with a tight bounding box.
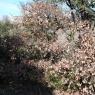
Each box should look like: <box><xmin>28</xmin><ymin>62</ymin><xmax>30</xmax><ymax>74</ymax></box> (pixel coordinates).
<box><xmin>0</xmin><ymin>0</ymin><xmax>32</xmax><ymax>18</ymax></box>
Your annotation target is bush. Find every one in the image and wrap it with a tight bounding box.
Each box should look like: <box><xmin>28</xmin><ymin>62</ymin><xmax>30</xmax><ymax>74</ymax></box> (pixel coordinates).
<box><xmin>0</xmin><ymin>17</ymin><xmax>13</xmax><ymax>33</ymax></box>
<box><xmin>45</xmin><ymin>32</ymin><xmax>95</xmax><ymax>95</ymax></box>
<box><xmin>21</xmin><ymin>2</ymin><xmax>65</xmax><ymax>42</ymax></box>
<box><xmin>0</xmin><ymin>33</ymin><xmax>46</xmax><ymax>85</ymax></box>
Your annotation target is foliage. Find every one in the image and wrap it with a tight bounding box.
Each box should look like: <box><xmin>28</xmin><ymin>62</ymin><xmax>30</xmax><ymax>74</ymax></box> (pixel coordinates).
<box><xmin>21</xmin><ymin>2</ymin><xmax>65</xmax><ymax>41</ymax></box>
<box><xmin>40</xmin><ymin>0</ymin><xmax>95</xmax><ymax>21</ymax></box>
<box><xmin>45</xmin><ymin>31</ymin><xmax>95</xmax><ymax>95</ymax></box>
<box><xmin>0</xmin><ymin>17</ymin><xmax>13</xmax><ymax>33</ymax></box>
<box><xmin>0</xmin><ymin>33</ymin><xmax>45</xmax><ymax>84</ymax></box>
<box><xmin>0</xmin><ymin>1</ymin><xmax>95</xmax><ymax>95</ymax></box>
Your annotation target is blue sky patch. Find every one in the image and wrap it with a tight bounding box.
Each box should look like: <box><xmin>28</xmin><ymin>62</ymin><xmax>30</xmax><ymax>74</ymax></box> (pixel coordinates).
<box><xmin>0</xmin><ymin>0</ymin><xmax>32</xmax><ymax>17</ymax></box>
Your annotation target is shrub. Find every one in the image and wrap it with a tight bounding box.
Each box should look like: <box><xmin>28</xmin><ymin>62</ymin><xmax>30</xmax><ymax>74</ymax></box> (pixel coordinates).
<box><xmin>0</xmin><ymin>17</ymin><xmax>13</xmax><ymax>33</ymax></box>
<box><xmin>0</xmin><ymin>33</ymin><xmax>46</xmax><ymax>84</ymax></box>
<box><xmin>21</xmin><ymin>2</ymin><xmax>65</xmax><ymax>42</ymax></box>
<box><xmin>45</xmin><ymin>32</ymin><xmax>95</xmax><ymax>95</ymax></box>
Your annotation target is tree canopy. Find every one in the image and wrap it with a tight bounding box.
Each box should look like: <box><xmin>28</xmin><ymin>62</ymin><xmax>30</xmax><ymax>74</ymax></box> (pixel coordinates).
<box><xmin>35</xmin><ymin>0</ymin><xmax>95</xmax><ymax>21</ymax></box>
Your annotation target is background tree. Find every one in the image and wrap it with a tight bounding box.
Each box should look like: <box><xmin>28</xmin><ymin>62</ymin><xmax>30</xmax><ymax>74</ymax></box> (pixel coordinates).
<box><xmin>0</xmin><ymin>16</ymin><xmax>13</xmax><ymax>33</ymax></box>
<box><xmin>36</xmin><ymin>0</ymin><xmax>95</xmax><ymax>21</ymax></box>
<box><xmin>21</xmin><ymin>2</ymin><xmax>65</xmax><ymax>41</ymax></box>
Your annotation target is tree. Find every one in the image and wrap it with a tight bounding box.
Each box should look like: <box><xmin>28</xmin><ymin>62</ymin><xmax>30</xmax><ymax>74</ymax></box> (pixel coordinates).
<box><xmin>36</xmin><ymin>0</ymin><xmax>95</xmax><ymax>21</ymax></box>
<box><xmin>21</xmin><ymin>2</ymin><xmax>65</xmax><ymax>41</ymax></box>
<box><xmin>0</xmin><ymin>16</ymin><xmax>13</xmax><ymax>33</ymax></box>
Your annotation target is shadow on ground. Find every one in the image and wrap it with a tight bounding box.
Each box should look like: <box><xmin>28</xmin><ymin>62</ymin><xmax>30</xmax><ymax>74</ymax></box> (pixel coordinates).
<box><xmin>0</xmin><ymin>35</ymin><xmax>53</xmax><ymax>95</ymax></box>
<box><xmin>0</xmin><ymin>81</ymin><xmax>52</xmax><ymax>95</ymax></box>
<box><xmin>0</xmin><ymin>60</ymin><xmax>53</xmax><ymax>95</ymax></box>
